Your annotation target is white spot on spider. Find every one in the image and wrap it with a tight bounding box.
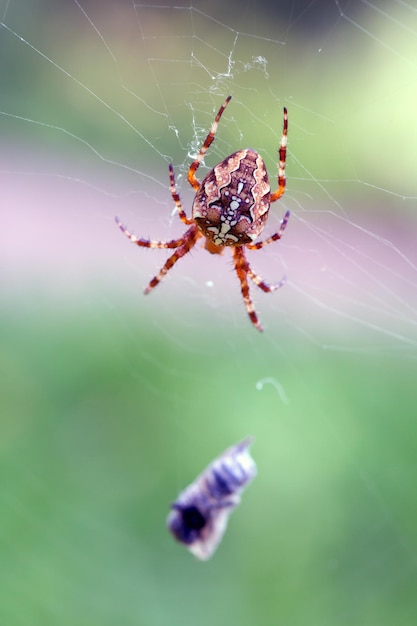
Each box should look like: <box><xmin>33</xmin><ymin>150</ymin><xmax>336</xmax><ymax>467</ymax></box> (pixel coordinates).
<box><xmin>237</xmin><ymin>181</ymin><xmax>244</xmax><ymax>194</ymax></box>
<box><xmin>230</xmin><ymin>199</ymin><xmax>240</xmax><ymax>210</ymax></box>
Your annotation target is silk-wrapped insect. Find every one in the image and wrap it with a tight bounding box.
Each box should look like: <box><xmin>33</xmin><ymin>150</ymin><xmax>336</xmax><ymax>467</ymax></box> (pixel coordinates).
<box><xmin>167</xmin><ymin>437</ymin><xmax>256</xmax><ymax>560</ymax></box>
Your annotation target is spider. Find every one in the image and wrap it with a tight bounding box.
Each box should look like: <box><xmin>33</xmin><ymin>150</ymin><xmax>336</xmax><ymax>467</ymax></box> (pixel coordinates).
<box><xmin>116</xmin><ymin>95</ymin><xmax>290</xmax><ymax>331</ymax></box>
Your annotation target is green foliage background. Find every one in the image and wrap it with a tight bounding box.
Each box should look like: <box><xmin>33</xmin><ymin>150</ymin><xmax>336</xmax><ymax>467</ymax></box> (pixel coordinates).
<box><xmin>1</xmin><ymin>303</ymin><xmax>416</xmax><ymax>625</ymax></box>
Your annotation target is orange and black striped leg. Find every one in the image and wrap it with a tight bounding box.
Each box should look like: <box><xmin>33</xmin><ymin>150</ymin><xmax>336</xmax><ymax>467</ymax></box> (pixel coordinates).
<box><xmin>169</xmin><ymin>164</ymin><xmax>193</xmax><ymax>225</ymax></box>
<box><xmin>246</xmin><ymin>210</ymin><xmax>290</xmax><ymax>250</ymax></box>
<box><xmin>270</xmin><ymin>107</ymin><xmax>288</xmax><ymax>202</ymax></box>
<box><xmin>248</xmin><ymin>267</ymin><xmax>287</xmax><ymax>293</ymax></box>
<box><xmin>144</xmin><ymin>225</ymin><xmax>201</xmax><ymax>293</ymax></box>
<box><xmin>115</xmin><ymin>216</ymin><xmax>186</xmax><ymax>249</ymax></box>
<box><xmin>232</xmin><ymin>246</ymin><xmax>263</xmax><ymax>332</ymax></box>
<box><xmin>187</xmin><ymin>95</ymin><xmax>232</xmax><ymax>191</ymax></box>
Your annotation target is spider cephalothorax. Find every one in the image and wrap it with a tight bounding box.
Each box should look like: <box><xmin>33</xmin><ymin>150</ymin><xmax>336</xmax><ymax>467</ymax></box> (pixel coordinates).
<box><xmin>116</xmin><ymin>95</ymin><xmax>290</xmax><ymax>331</ymax></box>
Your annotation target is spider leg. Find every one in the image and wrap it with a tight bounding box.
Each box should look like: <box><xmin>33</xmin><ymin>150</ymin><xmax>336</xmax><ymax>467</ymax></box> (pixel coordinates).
<box><xmin>144</xmin><ymin>226</ymin><xmax>201</xmax><ymax>294</ymax></box>
<box><xmin>232</xmin><ymin>246</ymin><xmax>263</xmax><ymax>332</ymax></box>
<box><xmin>169</xmin><ymin>164</ymin><xmax>193</xmax><ymax>225</ymax></box>
<box><xmin>248</xmin><ymin>267</ymin><xmax>286</xmax><ymax>293</ymax></box>
<box><xmin>187</xmin><ymin>95</ymin><xmax>232</xmax><ymax>191</ymax></box>
<box><xmin>115</xmin><ymin>216</ymin><xmax>186</xmax><ymax>249</ymax></box>
<box><xmin>270</xmin><ymin>107</ymin><xmax>288</xmax><ymax>203</ymax></box>
<box><xmin>246</xmin><ymin>210</ymin><xmax>290</xmax><ymax>250</ymax></box>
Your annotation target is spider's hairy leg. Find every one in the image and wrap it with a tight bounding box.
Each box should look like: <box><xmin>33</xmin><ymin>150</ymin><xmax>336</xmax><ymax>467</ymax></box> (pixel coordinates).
<box><xmin>232</xmin><ymin>246</ymin><xmax>263</xmax><ymax>332</ymax></box>
<box><xmin>246</xmin><ymin>210</ymin><xmax>290</xmax><ymax>250</ymax></box>
<box><xmin>115</xmin><ymin>216</ymin><xmax>186</xmax><ymax>249</ymax></box>
<box><xmin>248</xmin><ymin>267</ymin><xmax>287</xmax><ymax>293</ymax></box>
<box><xmin>144</xmin><ymin>225</ymin><xmax>202</xmax><ymax>294</ymax></box>
<box><xmin>187</xmin><ymin>95</ymin><xmax>232</xmax><ymax>191</ymax></box>
<box><xmin>270</xmin><ymin>107</ymin><xmax>288</xmax><ymax>202</ymax></box>
<box><xmin>169</xmin><ymin>164</ymin><xmax>193</xmax><ymax>225</ymax></box>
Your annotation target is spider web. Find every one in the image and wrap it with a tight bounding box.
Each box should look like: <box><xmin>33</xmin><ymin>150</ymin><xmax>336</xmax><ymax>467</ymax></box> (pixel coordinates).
<box><xmin>1</xmin><ymin>1</ymin><xmax>417</xmax><ymax>625</ymax></box>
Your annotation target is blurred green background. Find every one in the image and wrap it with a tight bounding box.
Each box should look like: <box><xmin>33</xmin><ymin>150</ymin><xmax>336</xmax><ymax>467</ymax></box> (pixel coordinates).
<box><xmin>1</xmin><ymin>1</ymin><xmax>417</xmax><ymax>625</ymax></box>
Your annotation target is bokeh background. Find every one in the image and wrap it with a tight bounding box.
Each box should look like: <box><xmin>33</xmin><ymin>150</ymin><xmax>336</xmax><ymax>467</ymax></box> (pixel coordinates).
<box><xmin>1</xmin><ymin>1</ymin><xmax>417</xmax><ymax>625</ymax></box>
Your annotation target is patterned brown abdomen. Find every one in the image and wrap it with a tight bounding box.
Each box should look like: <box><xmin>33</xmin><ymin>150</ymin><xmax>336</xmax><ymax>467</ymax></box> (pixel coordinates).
<box><xmin>192</xmin><ymin>148</ymin><xmax>271</xmax><ymax>247</ymax></box>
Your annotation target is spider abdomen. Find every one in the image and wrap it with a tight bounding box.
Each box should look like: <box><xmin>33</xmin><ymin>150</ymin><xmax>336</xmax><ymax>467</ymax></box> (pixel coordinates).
<box><xmin>192</xmin><ymin>148</ymin><xmax>271</xmax><ymax>247</ymax></box>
